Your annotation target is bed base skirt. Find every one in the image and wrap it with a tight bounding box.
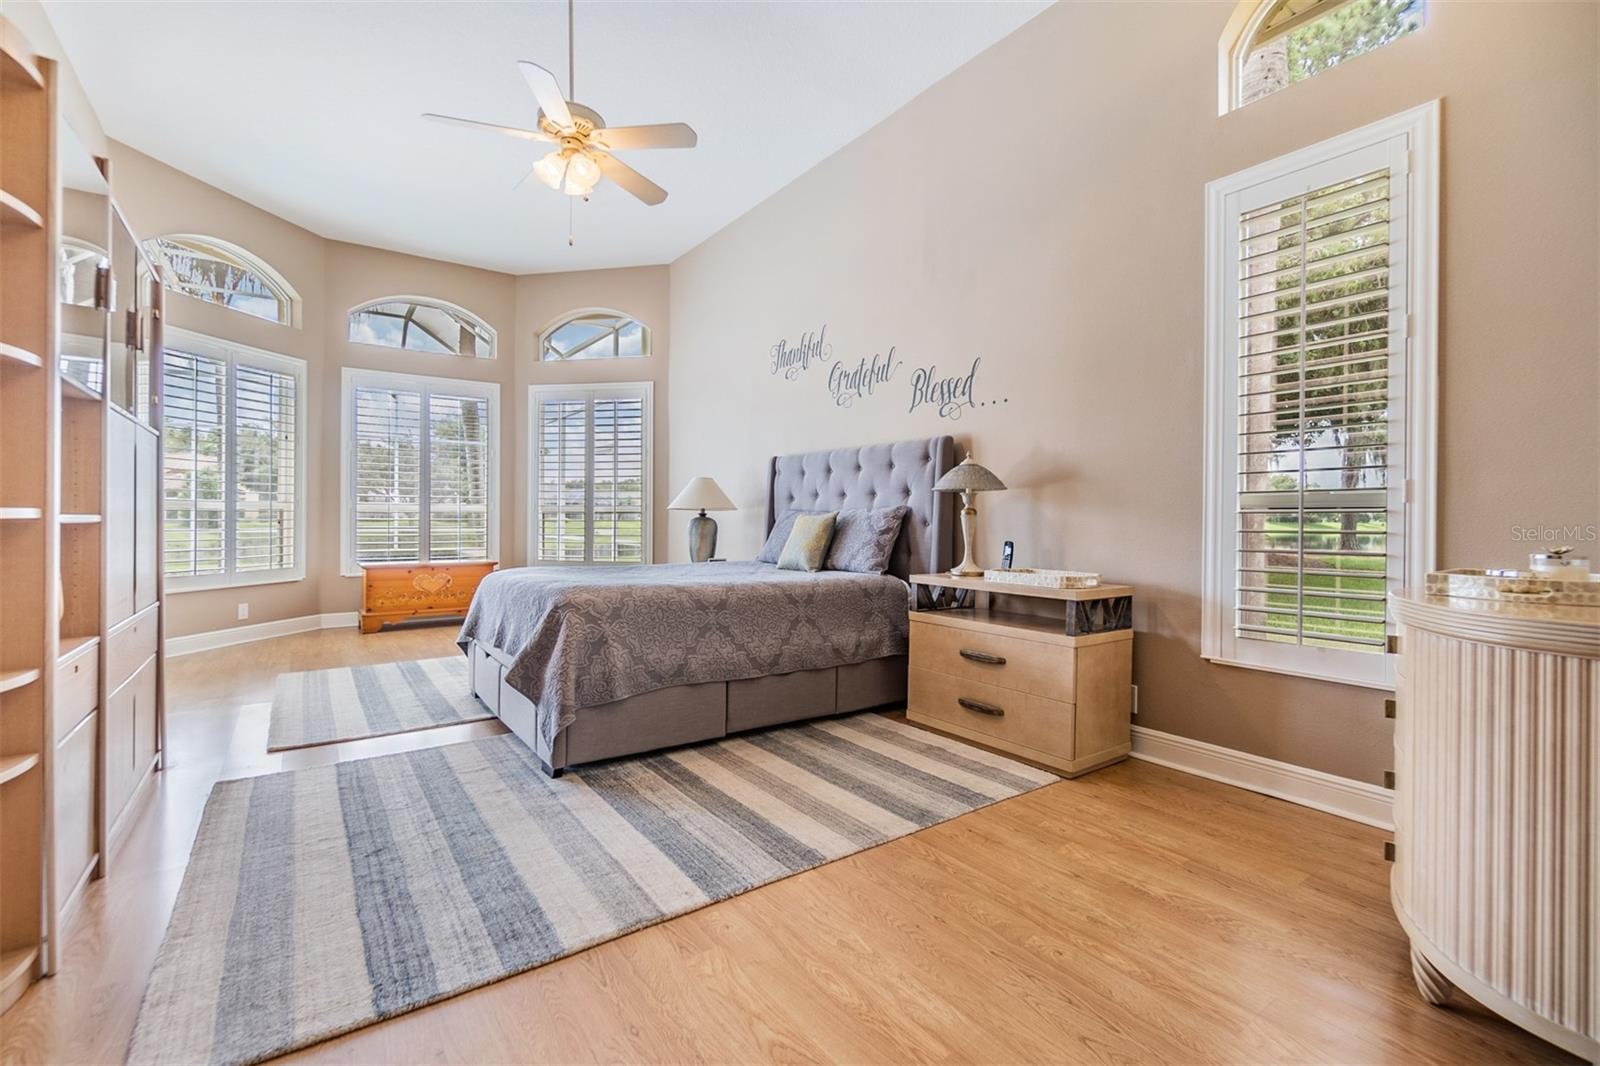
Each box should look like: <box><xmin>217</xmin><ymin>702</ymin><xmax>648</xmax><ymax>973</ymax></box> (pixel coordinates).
<box><xmin>466</xmin><ymin>640</ymin><xmax>907</xmax><ymax>776</ymax></box>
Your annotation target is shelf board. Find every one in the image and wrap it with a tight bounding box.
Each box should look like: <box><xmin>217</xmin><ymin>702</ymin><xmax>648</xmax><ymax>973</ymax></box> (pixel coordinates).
<box><xmin>0</xmin><ymin>752</ymin><xmax>40</xmax><ymax>785</ymax></box>
<box><xmin>60</xmin><ymin>513</ymin><xmax>101</xmax><ymax>525</ymax></box>
<box><xmin>0</xmin><ymin>343</ymin><xmax>42</xmax><ymax>368</ymax></box>
<box><xmin>61</xmin><ymin>371</ymin><xmax>103</xmax><ymax>402</ymax></box>
<box><xmin>0</xmin><ymin>667</ymin><xmax>40</xmax><ymax>693</ymax></box>
<box><xmin>0</xmin><ymin>33</ymin><xmax>46</xmax><ymax>90</ymax></box>
<box><xmin>0</xmin><ymin>189</ymin><xmax>43</xmax><ymax>229</ymax></box>
<box><xmin>58</xmin><ymin>634</ymin><xmax>98</xmax><ymax>662</ymax></box>
<box><xmin>0</xmin><ymin>506</ymin><xmax>43</xmax><ymax>520</ymax></box>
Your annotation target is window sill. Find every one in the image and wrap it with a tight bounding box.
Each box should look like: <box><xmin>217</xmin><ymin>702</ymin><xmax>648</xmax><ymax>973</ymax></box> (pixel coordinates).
<box><xmin>1202</xmin><ymin>654</ymin><xmax>1395</xmax><ymax>693</ymax></box>
<box><xmin>167</xmin><ymin>570</ymin><xmax>305</xmax><ymax>595</ymax></box>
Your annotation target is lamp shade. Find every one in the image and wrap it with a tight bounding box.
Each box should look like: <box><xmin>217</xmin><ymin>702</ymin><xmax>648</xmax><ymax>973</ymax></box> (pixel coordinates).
<box><xmin>933</xmin><ymin>457</ymin><xmax>1006</xmax><ymax>494</ymax></box>
<box><xmin>668</xmin><ymin>477</ymin><xmax>736</xmax><ymax>512</ymax></box>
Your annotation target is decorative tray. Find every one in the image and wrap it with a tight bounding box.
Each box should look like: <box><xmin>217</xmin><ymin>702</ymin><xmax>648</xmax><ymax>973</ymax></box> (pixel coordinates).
<box><xmin>982</xmin><ymin>568</ymin><xmax>1100</xmax><ymax>589</ymax></box>
<box><xmin>1425</xmin><ymin>568</ymin><xmax>1600</xmax><ymax>607</ymax></box>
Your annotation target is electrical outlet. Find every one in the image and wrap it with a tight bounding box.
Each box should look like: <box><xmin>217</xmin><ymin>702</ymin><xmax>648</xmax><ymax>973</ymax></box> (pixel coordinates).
<box><xmin>237</xmin><ymin>603</ymin><xmax>249</xmax><ymax>621</ymax></box>
<box><xmin>1130</xmin><ymin>683</ymin><xmax>1139</xmax><ymax>716</ymax></box>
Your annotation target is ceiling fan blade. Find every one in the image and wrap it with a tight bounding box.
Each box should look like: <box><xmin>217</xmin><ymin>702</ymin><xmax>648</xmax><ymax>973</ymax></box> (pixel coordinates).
<box><xmin>518</xmin><ymin>61</ymin><xmax>574</xmax><ymax>131</ymax></box>
<box><xmin>423</xmin><ymin>113</ymin><xmax>553</xmax><ymax>143</ymax></box>
<box><xmin>591</xmin><ymin>123</ymin><xmax>698</xmax><ymax>151</ymax></box>
<box><xmin>592</xmin><ymin>151</ymin><xmax>667</xmax><ymax>206</ymax></box>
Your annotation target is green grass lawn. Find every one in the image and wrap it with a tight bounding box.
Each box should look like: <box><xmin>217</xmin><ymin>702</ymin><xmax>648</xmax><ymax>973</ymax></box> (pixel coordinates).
<box><xmin>1252</xmin><ymin>516</ymin><xmax>1386</xmax><ymax>645</ymax></box>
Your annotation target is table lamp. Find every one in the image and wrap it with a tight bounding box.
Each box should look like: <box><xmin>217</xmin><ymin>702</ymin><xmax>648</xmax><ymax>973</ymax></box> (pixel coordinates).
<box><xmin>933</xmin><ymin>457</ymin><xmax>1006</xmax><ymax>577</ymax></box>
<box><xmin>669</xmin><ymin>477</ymin><xmax>736</xmax><ymax>562</ymax></box>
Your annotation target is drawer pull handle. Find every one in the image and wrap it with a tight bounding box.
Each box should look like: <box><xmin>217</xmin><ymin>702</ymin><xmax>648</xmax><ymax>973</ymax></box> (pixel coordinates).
<box><xmin>959</xmin><ymin>649</ymin><xmax>1006</xmax><ymax>666</ymax></box>
<box><xmin>957</xmin><ymin>697</ymin><xmax>1005</xmax><ymax>717</ymax></box>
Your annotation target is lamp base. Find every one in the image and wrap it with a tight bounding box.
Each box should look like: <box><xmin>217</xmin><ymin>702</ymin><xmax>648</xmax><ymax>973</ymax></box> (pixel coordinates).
<box><xmin>688</xmin><ymin>511</ymin><xmax>718</xmax><ymax>563</ymax></box>
<box><xmin>948</xmin><ymin>494</ymin><xmax>983</xmax><ymax>577</ymax></box>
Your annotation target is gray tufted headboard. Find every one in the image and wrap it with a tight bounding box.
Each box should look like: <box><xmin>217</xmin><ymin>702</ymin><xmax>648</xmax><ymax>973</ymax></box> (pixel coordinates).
<box><xmin>765</xmin><ymin>436</ymin><xmax>956</xmax><ymax>580</ymax></box>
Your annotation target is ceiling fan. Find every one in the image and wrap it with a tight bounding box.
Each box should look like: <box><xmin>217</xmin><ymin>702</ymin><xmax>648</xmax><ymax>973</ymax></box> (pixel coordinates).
<box><xmin>422</xmin><ymin>0</ymin><xmax>696</xmax><ymax>206</ymax></box>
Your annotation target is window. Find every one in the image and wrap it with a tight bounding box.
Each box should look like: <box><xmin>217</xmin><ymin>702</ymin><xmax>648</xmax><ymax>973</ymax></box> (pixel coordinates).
<box><xmin>540</xmin><ymin>309</ymin><xmax>650</xmax><ymax>361</ymax></box>
<box><xmin>348</xmin><ymin>296</ymin><xmax>496</xmax><ymax>359</ymax></box>
<box><xmin>162</xmin><ymin>328</ymin><xmax>306</xmax><ymax>589</ymax></box>
<box><xmin>1226</xmin><ymin>0</ymin><xmax>1425</xmax><ymax>111</ymax></box>
<box><xmin>1202</xmin><ymin>103</ymin><xmax>1436</xmax><ymax>689</ymax></box>
<box><xmin>58</xmin><ymin>237</ymin><xmax>106</xmax><ymax>307</ymax></box>
<box><xmin>341</xmin><ymin>368</ymin><xmax>498</xmax><ymax>574</ymax></box>
<box><xmin>530</xmin><ymin>383</ymin><xmax>651</xmax><ymax>563</ymax></box>
<box><xmin>144</xmin><ymin>235</ymin><xmax>300</xmax><ymax>326</ymax></box>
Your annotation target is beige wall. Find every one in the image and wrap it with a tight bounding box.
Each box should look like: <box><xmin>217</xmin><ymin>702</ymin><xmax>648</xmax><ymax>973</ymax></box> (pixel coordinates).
<box><xmin>665</xmin><ymin>1</ymin><xmax>1600</xmax><ymax>783</ymax></box>
<box><xmin>105</xmin><ymin>147</ymin><xmax>669</xmax><ymax>637</ymax></box>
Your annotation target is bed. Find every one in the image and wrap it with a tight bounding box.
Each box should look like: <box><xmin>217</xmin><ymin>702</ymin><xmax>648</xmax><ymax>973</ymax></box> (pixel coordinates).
<box><xmin>459</xmin><ymin>435</ymin><xmax>955</xmax><ymax>775</ymax></box>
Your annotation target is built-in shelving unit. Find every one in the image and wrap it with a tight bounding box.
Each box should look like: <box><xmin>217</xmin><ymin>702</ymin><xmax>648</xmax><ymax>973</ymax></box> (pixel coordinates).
<box><xmin>0</xmin><ymin>19</ymin><xmax>165</xmax><ymax>1018</ymax></box>
<box><xmin>0</xmin><ymin>19</ymin><xmax>55</xmax><ymax>1016</ymax></box>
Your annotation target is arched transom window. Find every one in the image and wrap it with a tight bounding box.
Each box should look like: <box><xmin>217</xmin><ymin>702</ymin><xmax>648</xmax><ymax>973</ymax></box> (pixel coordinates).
<box><xmin>348</xmin><ymin>296</ymin><xmax>496</xmax><ymax>359</ymax></box>
<box><xmin>540</xmin><ymin>309</ymin><xmax>650</xmax><ymax>362</ymax></box>
<box><xmin>1226</xmin><ymin>0</ymin><xmax>1424</xmax><ymax>111</ymax></box>
<box><xmin>144</xmin><ymin>234</ymin><xmax>300</xmax><ymax>326</ymax></box>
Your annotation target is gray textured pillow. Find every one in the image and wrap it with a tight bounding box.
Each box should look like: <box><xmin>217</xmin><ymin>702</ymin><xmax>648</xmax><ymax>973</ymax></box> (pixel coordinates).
<box><xmin>757</xmin><ymin>509</ymin><xmax>815</xmax><ymax>563</ymax></box>
<box><xmin>826</xmin><ymin>506</ymin><xmax>910</xmax><ymax>574</ymax></box>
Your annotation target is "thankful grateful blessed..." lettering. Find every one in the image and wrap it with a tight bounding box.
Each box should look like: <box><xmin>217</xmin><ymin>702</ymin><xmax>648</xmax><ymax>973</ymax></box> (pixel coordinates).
<box><xmin>764</xmin><ymin>327</ymin><xmax>1004</xmax><ymax>420</ymax></box>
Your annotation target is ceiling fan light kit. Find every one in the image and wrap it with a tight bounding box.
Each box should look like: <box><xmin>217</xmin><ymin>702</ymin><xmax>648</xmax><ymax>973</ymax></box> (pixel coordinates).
<box><xmin>422</xmin><ymin>0</ymin><xmax>696</xmax><ymax>214</ymax></box>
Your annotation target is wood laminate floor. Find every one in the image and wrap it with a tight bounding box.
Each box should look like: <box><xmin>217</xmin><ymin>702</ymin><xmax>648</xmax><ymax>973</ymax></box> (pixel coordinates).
<box><xmin>0</xmin><ymin>625</ymin><xmax>1576</xmax><ymax>1064</ymax></box>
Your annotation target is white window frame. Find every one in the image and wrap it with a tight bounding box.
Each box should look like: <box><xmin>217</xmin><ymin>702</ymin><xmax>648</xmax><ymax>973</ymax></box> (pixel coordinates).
<box><xmin>1201</xmin><ymin>102</ymin><xmax>1437</xmax><ymax>690</ymax></box>
<box><xmin>538</xmin><ymin>307</ymin><xmax>652</xmax><ymax>362</ymax></box>
<box><xmin>145</xmin><ymin>234</ymin><xmax>303</xmax><ymax>328</ymax></box>
<box><xmin>339</xmin><ymin>367</ymin><xmax>500</xmax><ymax>577</ymax></box>
<box><xmin>527</xmin><ymin>381</ymin><xmax>654</xmax><ymax>565</ymax></box>
<box><xmin>347</xmin><ymin>294</ymin><xmax>498</xmax><ymax>360</ymax></box>
<box><xmin>163</xmin><ymin>326</ymin><xmax>308</xmax><ymax>593</ymax></box>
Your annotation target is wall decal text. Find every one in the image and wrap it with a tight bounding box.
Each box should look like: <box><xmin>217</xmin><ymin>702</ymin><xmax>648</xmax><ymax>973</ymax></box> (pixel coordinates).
<box><xmin>908</xmin><ymin>357</ymin><xmax>996</xmax><ymax>420</ymax></box>
<box><xmin>827</xmin><ymin>348</ymin><xmax>902</xmax><ymax>408</ymax></box>
<box><xmin>769</xmin><ymin>325</ymin><xmax>831</xmax><ymax>381</ymax></box>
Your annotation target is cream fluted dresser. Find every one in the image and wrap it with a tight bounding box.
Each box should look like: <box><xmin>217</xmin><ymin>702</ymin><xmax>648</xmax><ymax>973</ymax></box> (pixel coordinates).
<box><xmin>1390</xmin><ymin>587</ymin><xmax>1599</xmax><ymax>1061</ymax></box>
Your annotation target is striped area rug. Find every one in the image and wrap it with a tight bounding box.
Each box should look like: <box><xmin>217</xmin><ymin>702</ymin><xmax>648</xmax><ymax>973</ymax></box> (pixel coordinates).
<box><xmin>267</xmin><ymin>656</ymin><xmax>492</xmax><ymax>751</ymax></box>
<box><xmin>129</xmin><ymin>714</ymin><xmax>1056</xmax><ymax>1065</ymax></box>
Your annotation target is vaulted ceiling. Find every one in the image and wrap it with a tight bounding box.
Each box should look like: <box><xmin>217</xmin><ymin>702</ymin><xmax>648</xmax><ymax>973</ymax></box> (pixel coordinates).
<box><xmin>46</xmin><ymin>1</ymin><xmax>1051</xmax><ymax>274</ymax></box>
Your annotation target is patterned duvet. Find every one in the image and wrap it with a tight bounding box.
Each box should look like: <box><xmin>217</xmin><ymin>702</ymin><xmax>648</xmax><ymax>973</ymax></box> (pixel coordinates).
<box><xmin>457</xmin><ymin>561</ymin><xmax>910</xmax><ymax>746</ymax></box>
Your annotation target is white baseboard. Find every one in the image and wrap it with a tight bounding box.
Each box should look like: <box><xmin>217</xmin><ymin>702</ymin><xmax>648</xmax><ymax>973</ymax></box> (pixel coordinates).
<box><xmin>1130</xmin><ymin>725</ymin><xmax>1393</xmax><ymax>830</ymax></box>
<box><xmin>166</xmin><ymin>612</ymin><xmax>359</xmax><ymax>658</ymax></box>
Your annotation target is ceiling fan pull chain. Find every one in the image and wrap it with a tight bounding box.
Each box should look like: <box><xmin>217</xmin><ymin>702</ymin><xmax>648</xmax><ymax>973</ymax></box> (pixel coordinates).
<box><xmin>568</xmin><ymin>197</ymin><xmax>576</xmax><ymax>247</ymax></box>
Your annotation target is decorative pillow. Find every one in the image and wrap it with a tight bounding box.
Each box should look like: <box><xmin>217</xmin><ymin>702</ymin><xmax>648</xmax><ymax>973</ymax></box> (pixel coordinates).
<box><xmin>757</xmin><ymin>509</ymin><xmax>815</xmax><ymax>563</ymax></box>
<box><xmin>777</xmin><ymin>512</ymin><xmax>838</xmax><ymax>572</ymax></box>
<box><xmin>826</xmin><ymin>506</ymin><xmax>910</xmax><ymax>574</ymax></box>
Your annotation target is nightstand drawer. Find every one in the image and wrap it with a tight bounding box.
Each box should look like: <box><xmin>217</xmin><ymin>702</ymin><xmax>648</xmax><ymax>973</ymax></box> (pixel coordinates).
<box><xmin>910</xmin><ymin>617</ymin><xmax>1073</xmax><ymax>699</ymax></box>
<box><xmin>909</xmin><ymin>667</ymin><xmax>1074</xmax><ymax>759</ymax></box>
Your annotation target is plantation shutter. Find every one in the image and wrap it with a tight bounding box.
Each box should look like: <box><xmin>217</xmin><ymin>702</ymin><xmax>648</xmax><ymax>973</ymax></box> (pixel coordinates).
<box><xmin>162</xmin><ymin>349</ymin><xmax>228</xmax><ymax>578</ymax></box>
<box><xmin>427</xmin><ymin>393</ymin><xmax>491</xmax><ymax>561</ymax></box>
<box><xmin>352</xmin><ymin>385</ymin><xmax>423</xmax><ymax>563</ymax></box>
<box><xmin>535</xmin><ymin>393</ymin><xmax>590</xmax><ymax>562</ymax></box>
<box><xmin>534</xmin><ymin>386</ymin><xmax>649</xmax><ymax>563</ymax></box>
<box><xmin>1234</xmin><ymin>167</ymin><xmax>1398</xmax><ymax>653</ymax></box>
<box><xmin>591</xmin><ymin>395</ymin><xmax>646</xmax><ymax>562</ymax></box>
<box><xmin>233</xmin><ymin>364</ymin><xmax>298</xmax><ymax>573</ymax></box>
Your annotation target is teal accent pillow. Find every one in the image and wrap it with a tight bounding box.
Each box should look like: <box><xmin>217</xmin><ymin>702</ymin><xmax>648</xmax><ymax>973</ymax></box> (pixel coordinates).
<box><xmin>777</xmin><ymin>512</ymin><xmax>837</xmax><ymax>572</ymax></box>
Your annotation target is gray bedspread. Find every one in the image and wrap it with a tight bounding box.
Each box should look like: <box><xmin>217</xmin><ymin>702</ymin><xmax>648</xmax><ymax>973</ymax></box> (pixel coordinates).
<box><xmin>457</xmin><ymin>561</ymin><xmax>910</xmax><ymax>745</ymax></box>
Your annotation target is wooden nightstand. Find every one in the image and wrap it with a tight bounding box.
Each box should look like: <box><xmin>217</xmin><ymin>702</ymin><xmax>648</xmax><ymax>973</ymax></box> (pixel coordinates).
<box><xmin>906</xmin><ymin>574</ymin><xmax>1134</xmax><ymax>777</ymax></box>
